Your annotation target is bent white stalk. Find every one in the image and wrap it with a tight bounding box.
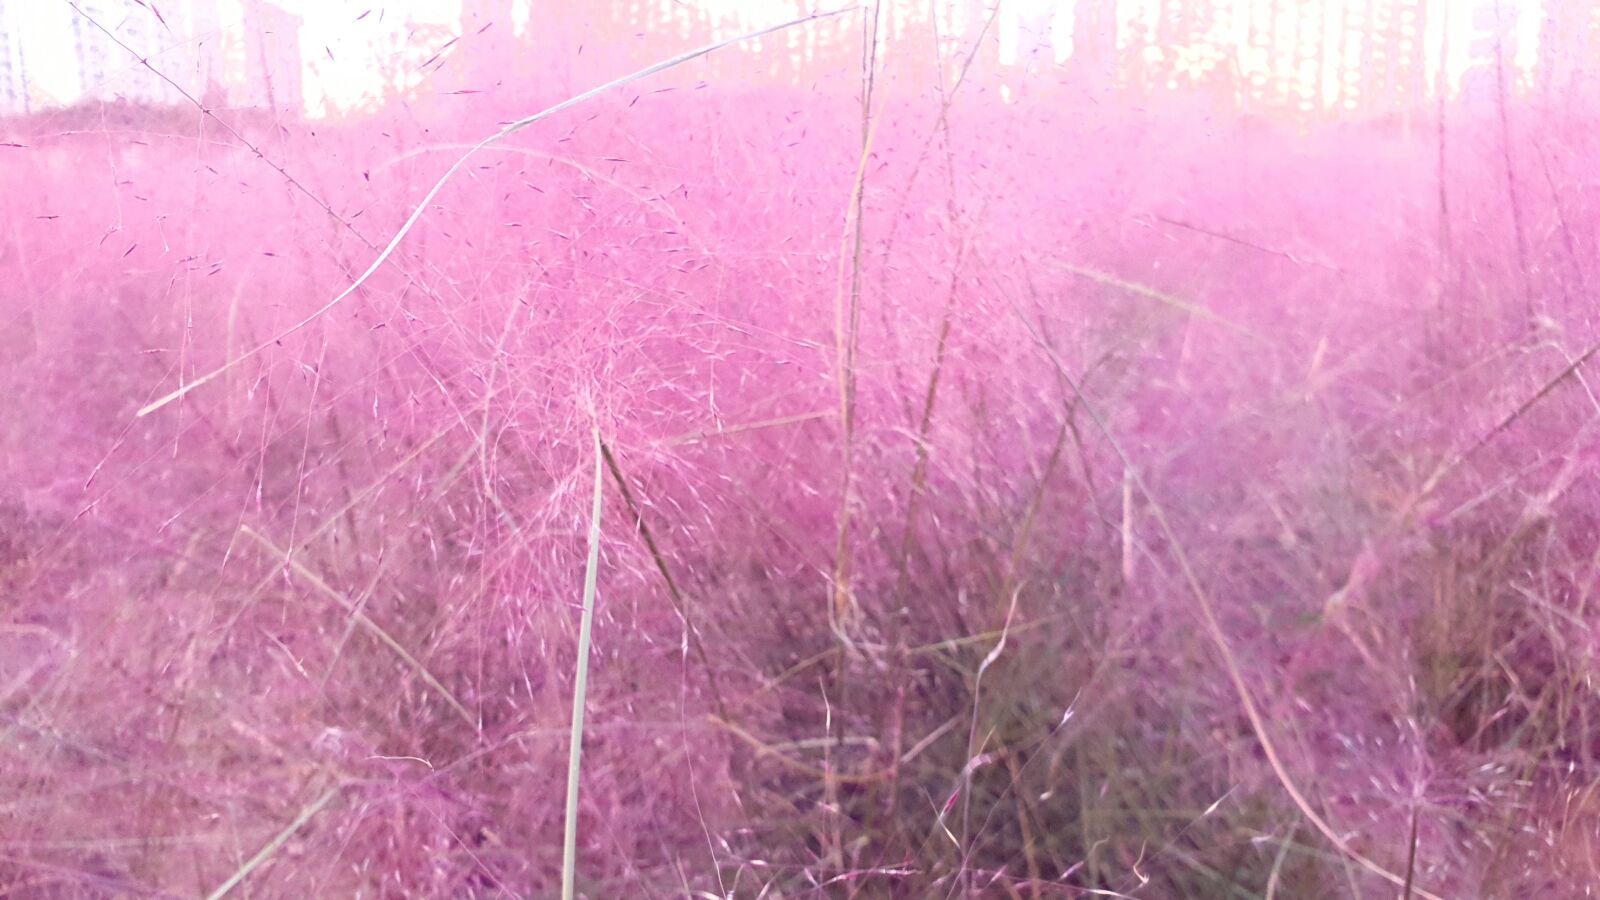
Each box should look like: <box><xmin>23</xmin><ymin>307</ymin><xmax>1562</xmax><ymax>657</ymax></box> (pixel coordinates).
<box><xmin>563</xmin><ymin>428</ymin><xmax>605</xmax><ymax>900</ymax></box>
<box><xmin>136</xmin><ymin>7</ymin><xmax>852</xmax><ymax>418</ymax></box>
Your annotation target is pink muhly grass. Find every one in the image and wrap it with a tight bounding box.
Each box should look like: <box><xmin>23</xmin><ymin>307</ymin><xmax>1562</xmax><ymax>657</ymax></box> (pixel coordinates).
<box><xmin>2</xmin><ymin>3</ymin><xmax>1600</xmax><ymax>898</ymax></box>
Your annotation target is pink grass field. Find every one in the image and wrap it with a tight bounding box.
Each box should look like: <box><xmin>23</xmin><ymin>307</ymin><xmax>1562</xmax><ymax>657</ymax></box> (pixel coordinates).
<box><xmin>5</xmin><ymin>4</ymin><xmax>1600</xmax><ymax>897</ymax></box>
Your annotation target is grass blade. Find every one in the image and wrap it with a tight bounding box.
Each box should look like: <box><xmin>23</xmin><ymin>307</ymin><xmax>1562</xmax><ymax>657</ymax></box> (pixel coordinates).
<box><xmin>1047</xmin><ymin>260</ymin><xmax>1264</xmax><ymax>340</ymax></box>
<box><xmin>241</xmin><ymin>526</ymin><xmax>475</xmax><ymax>727</ymax></box>
<box><xmin>204</xmin><ymin>784</ymin><xmax>341</xmax><ymax>900</ymax></box>
<box><xmin>563</xmin><ymin>428</ymin><xmax>605</xmax><ymax>900</ymax></box>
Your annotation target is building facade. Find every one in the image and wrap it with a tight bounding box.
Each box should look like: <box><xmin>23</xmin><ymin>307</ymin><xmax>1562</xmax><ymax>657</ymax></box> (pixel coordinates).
<box><xmin>0</xmin><ymin>0</ymin><xmax>298</xmax><ymax>118</ymax></box>
<box><xmin>0</xmin><ymin>1</ymin><xmax>29</xmax><ymax>115</ymax></box>
<box><xmin>71</xmin><ymin>0</ymin><xmax>179</xmax><ymax>105</ymax></box>
<box><xmin>238</xmin><ymin>0</ymin><xmax>303</xmax><ymax>114</ymax></box>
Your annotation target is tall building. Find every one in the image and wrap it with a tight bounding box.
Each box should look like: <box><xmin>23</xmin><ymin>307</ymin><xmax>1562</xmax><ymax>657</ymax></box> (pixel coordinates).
<box><xmin>1238</xmin><ymin>0</ymin><xmax>1325</xmax><ymax>115</ymax></box>
<box><xmin>1155</xmin><ymin>0</ymin><xmax>1230</xmax><ymax>88</ymax></box>
<box><xmin>1071</xmin><ymin>0</ymin><xmax>1120</xmax><ymax>93</ymax></box>
<box><xmin>1286</xmin><ymin>0</ymin><xmax>1326</xmax><ymax>116</ymax></box>
<box><xmin>238</xmin><ymin>0</ymin><xmax>303</xmax><ymax>115</ymax></box>
<box><xmin>969</xmin><ymin>0</ymin><xmax>1002</xmax><ymax>73</ymax></box>
<box><xmin>185</xmin><ymin>0</ymin><xmax>230</xmax><ymax>106</ymax></box>
<box><xmin>1333</xmin><ymin>0</ymin><xmax>1427</xmax><ymax>121</ymax></box>
<box><xmin>0</xmin><ymin>1</ymin><xmax>29</xmax><ymax>116</ymax></box>
<box><xmin>1116</xmin><ymin>0</ymin><xmax>1230</xmax><ymax>97</ymax></box>
<box><xmin>1538</xmin><ymin>0</ymin><xmax>1600</xmax><ymax>107</ymax></box>
<box><xmin>71</xmin><ymin>0</ymin><xmax>181</xmax><ymax>105</ymax></box>
<box><xmin>58</xmin><ymin>0</ymin><xmax>233</xmax><ymax>109</ymax></box>
<box><xmin>1460</xmin><ymin>0</ymin><xmax>1516</xmax><ymax>105</ymax></box>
